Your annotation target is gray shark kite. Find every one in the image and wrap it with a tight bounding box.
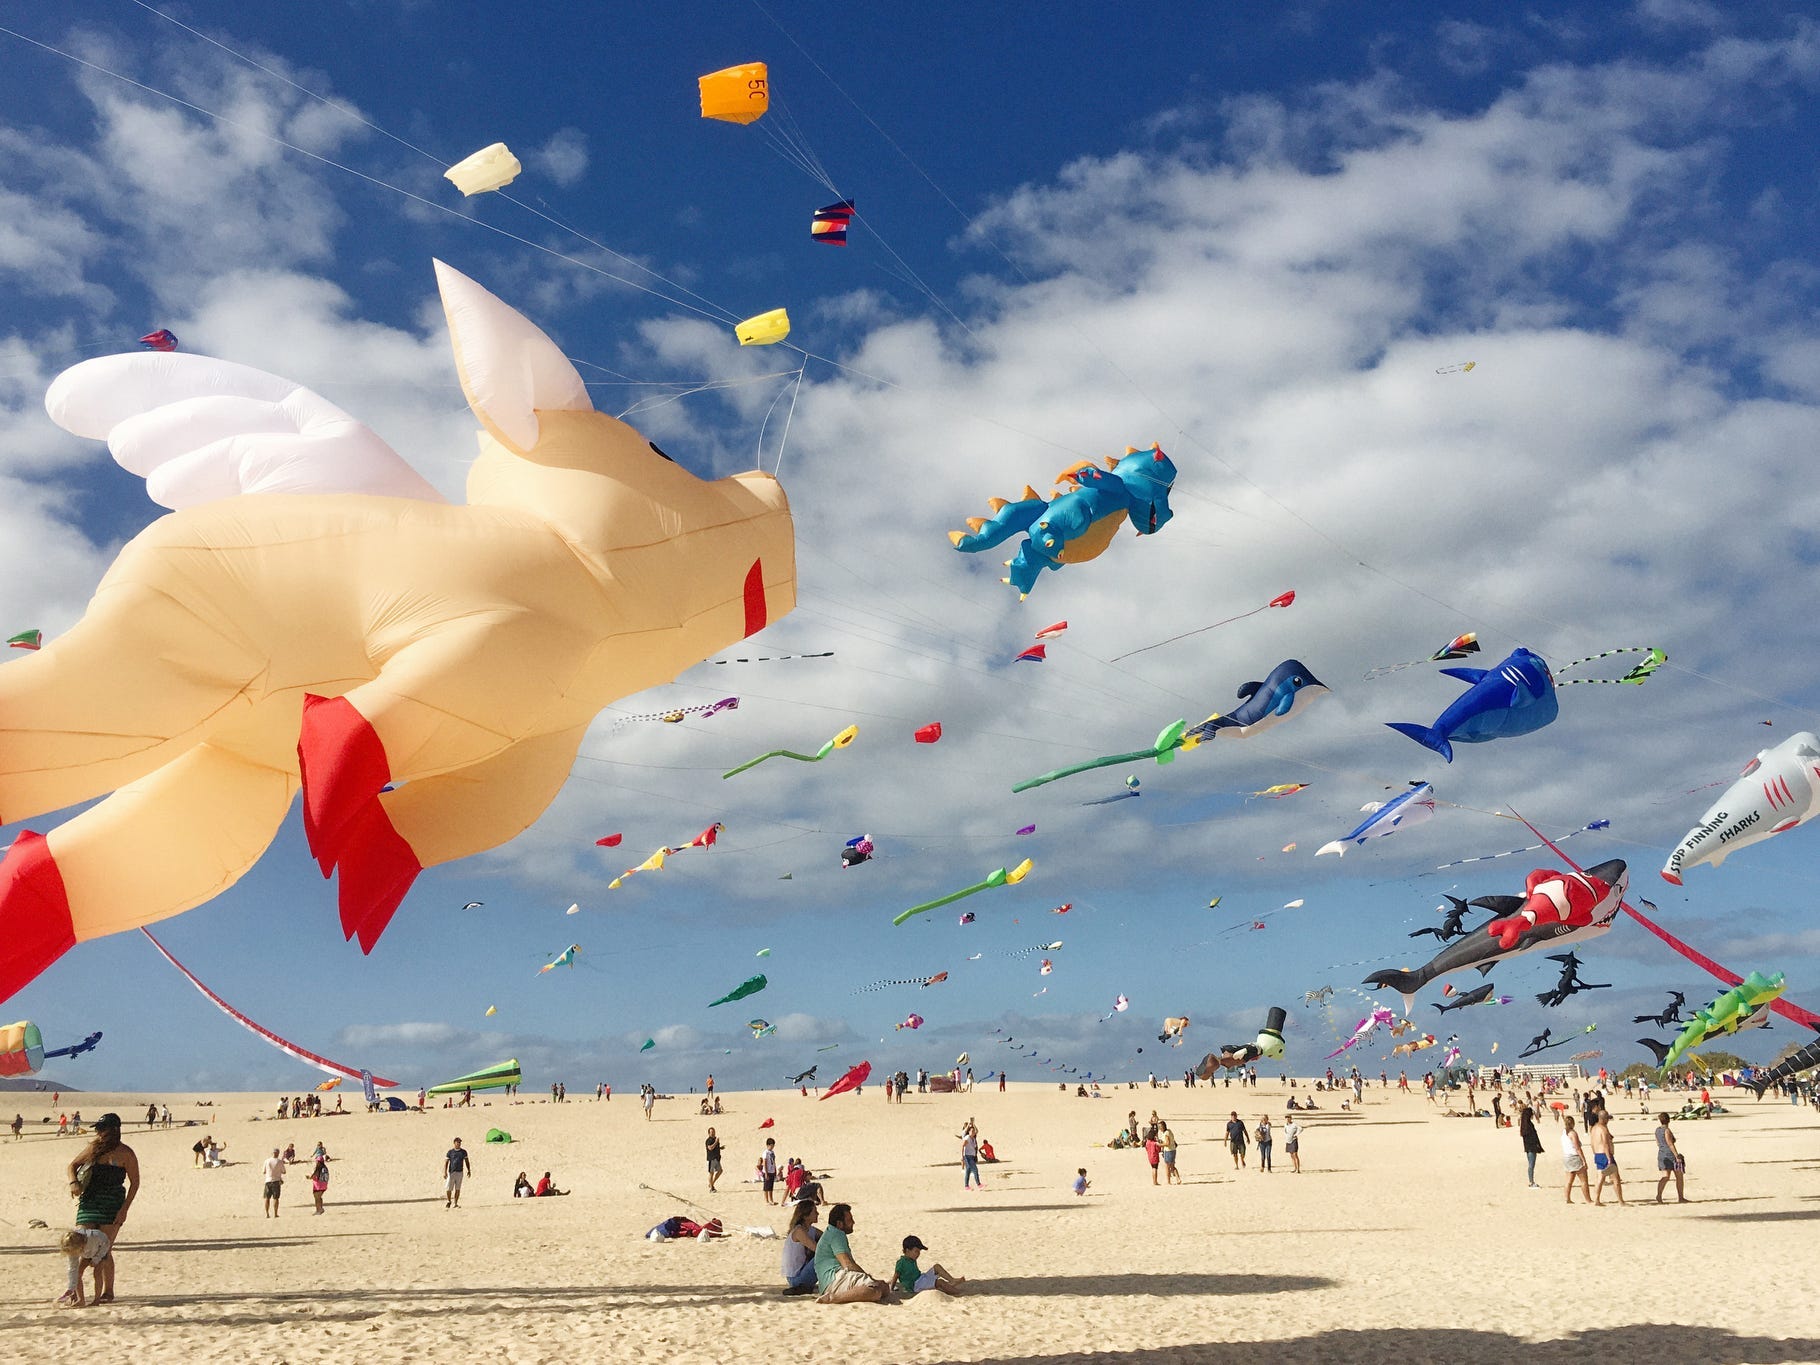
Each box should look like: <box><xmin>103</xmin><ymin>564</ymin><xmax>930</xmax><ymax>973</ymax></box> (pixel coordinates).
<box><xmin>1364</xmin><ymin>860</ymin><xmax>1629</xmax><ymax>1014</ymax></box>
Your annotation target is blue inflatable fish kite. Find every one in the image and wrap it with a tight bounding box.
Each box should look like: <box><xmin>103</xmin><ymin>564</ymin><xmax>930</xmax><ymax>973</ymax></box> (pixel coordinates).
<box><xmin>1385</xmin><ymin>647</ymin><xmax>1557</xmax><ymax>762</ymax></box>
<box><xmin>1184</xmin><ymin>660</ymin><xmax>1328</xmax><ymax>743</ymax></box>
<box><xmin>1317</xmin><ymin>782</ymin><xmax>1437</xmax><ymax>857</ymax></box>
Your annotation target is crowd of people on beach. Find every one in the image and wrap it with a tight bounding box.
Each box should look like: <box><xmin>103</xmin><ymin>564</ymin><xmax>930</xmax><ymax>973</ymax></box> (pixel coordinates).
<box><xmin>30</xmin><ymin>1056</ymin><xmax>1809</xmax><ymax>1311</ymax></box>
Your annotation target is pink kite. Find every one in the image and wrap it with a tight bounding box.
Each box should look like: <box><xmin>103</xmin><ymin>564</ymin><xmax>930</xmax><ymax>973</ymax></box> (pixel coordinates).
<box><xmin>820</xmin><ymin>1060</ymin><xmax>871</xmax><ymax>1100</ymax></box>
<box><xmin>595</xmin><ymin>833</ymin><xmax>623</xmax><ymax>847</ymax></box>
<box><xmin>1034</xmin><ymin>621</ymin><xmax>1068</xmax><ymax>639</ymax></box>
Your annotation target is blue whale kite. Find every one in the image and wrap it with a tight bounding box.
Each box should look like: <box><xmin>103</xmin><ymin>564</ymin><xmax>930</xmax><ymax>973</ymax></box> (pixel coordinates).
<box><xmin>950</xmin><ymin>445</ymin><xmax>1176</xmax><ymax>597</ymax></box>
<box><xmin>1384</xmin><ymin>647</ymin><xmax>1557</xmax><ymax>762</ymax></box>
<box><xmin>1184</xmin><ymin>660</ymin><xmax>1328</xmax><ymax>743</ymax></box>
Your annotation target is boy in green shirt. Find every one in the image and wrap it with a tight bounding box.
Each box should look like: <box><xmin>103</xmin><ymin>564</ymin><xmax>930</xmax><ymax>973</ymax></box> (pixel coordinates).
<box><xmin>894</xmin><ymin>1234</ymin><xmax>966</xmax><ymax>1296</ymax></box>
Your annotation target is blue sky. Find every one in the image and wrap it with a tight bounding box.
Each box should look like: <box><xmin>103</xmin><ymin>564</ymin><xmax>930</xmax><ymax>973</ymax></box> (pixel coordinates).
<box><xmin>3</xmin><ymin>2</ymin><xmax>1819</xmax><ymax>1092</ymax></box>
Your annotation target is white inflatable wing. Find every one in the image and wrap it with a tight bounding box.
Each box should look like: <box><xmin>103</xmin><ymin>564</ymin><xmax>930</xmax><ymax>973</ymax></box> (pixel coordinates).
<box><xmin>44</xmin><ymin>352</ymin><xmax>446</xmax><ymax>509</ymax></box>
<box><xmin>1661</xmin><ymin>731</ymin><xmax>1820</xmax><ymax>884</ymax></box>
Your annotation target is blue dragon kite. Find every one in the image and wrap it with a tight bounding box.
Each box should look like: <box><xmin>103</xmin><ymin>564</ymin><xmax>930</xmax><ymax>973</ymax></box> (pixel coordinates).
<box><xmin>949</xmin><ymin>444</ymin><xmax>1176</xmax><ymax>597</ymax></box>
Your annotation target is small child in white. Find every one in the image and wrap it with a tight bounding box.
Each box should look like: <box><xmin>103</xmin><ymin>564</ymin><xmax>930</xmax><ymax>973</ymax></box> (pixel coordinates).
<box><xmin>1072</xmin><ymin>1167</ymin><xmax>1090</xmax><ymax>1196</ymax></box>
<box><xmin>57</xmin><ymin>1227</ymin><xmax>110</xmax><ymax>1307</ymax></box>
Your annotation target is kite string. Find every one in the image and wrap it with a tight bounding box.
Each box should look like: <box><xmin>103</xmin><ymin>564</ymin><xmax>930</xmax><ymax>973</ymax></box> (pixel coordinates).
<box><xmin>1106</xmin><ymin>594</ymin><xmax>1285</xmax><ymax>664</ymax></box>
<box><xmin>0</xmin><ymin>23</ymin><xmax>749</xmax><ymax>336</ymax></box>
<box><xmin>767</xmin><ymin>363</ymin><xmax>807</xmax><ymax>476</ymax></box>
<box><xmin>132</xmin><ymin>0</ymin><xmax>746</xmax><ymax>330</ymax></box>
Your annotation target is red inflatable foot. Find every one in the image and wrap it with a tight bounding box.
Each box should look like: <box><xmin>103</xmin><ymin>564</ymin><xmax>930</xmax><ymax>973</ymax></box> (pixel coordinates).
<box><xmin>0</xmin><ymin>831</ymin><xmax>76</xmax><ymax>1003</ymax></box>
<box><xmin>298</xmin><ymin>694</ymin><xmax>391</xmax><ymax>875</ymax></box>
<box><xmin>332</xmin><ymin>800</ymin><xmax>422</xmax><ymax>953</ymax></box>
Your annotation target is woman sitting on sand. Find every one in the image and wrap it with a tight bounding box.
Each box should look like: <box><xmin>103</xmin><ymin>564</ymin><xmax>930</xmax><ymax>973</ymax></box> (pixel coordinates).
<box><xmin>513</xmin><ymin>1171</ymin><xmax>534</xmax><ymax>1198</ymax></box>
<box><xmin>782</xmin><ymin>1199</ymin><xmax>821</xmax><ymax>1293</ymax></box>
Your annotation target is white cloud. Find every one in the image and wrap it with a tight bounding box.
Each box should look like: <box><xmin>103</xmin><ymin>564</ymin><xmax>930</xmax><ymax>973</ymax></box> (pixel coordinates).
<box><xmin>527</xmin><ymin>127</ymin><xmax>588</xmax><ymax>188</ymax></box>
<box><xmin>337</xmin><ymin>1021</ymin><xmax>467</xmax><ymax>1049</ymax></box>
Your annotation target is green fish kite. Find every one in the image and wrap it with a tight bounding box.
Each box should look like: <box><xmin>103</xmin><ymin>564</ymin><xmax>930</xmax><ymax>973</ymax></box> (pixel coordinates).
<box><xmin>708</xmin><ymin>974</ymin><xmax>768</xmax><ymax>1007</ymax></box>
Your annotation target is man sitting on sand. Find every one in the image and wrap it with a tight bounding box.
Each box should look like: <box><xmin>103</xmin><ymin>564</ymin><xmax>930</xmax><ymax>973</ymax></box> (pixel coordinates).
<box><xmin>813</xmin><ymin>1203</ymin><xmax>892</xmax><ymax>1303</ymax></box>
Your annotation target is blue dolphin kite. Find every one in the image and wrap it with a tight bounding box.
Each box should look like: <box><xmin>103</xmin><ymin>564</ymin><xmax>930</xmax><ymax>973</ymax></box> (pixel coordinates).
<box><xmin>1184</xmin><ymin>660</ymin><xmax>1328</xmax><ymax>743</ymax></box>
<box><xmin>949</xmin><ymin>445</ymin><xmax>1176</xmax><ymax>597</ymax></box>
<box><xmin>1385</xmin><ymin>647</ymin><xmax>1557</xmax><ymax>762</ymax></box>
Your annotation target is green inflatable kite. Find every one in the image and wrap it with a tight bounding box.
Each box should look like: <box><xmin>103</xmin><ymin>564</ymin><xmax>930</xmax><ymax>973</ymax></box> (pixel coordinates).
<box><xmin>428</xmin><ymin>1058</ymin><xmax>522</xmax><ymax>1095</ymax></box>
<box><xmin>708</xmin><ymin>974</ymin><xmax>768</xmax><ymax>1007</ymax></box>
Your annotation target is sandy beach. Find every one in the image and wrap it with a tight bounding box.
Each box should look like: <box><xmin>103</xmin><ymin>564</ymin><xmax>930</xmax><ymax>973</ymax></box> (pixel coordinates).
<box><xmin>1</xmin><ymin>1079</ymin><xmax>1816</xmax><ymax>1363</ymax></box>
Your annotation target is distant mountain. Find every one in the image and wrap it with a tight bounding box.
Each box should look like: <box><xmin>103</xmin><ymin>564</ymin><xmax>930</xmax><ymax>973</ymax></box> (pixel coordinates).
<box><xmin>0</xmin><ymin>1077</ymin><xmax>79</xmax><ymax>1092</ymax></box>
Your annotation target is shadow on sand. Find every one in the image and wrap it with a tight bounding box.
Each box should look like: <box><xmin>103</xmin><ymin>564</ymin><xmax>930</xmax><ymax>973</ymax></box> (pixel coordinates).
<box><xmin>1695</xmin><ymin>1208</ymin><xmax>1820</xmax><ymax>1224</ymax></box>
<box><xmin>961</xmin><ymin>1325</ymin><xmax>1820</xmax><ymax>1364</ymax></box>
<box><xmin>973</xmin><ymin>1273</ymin><xmax>1333</xmax><ymax>1298</ymax></box>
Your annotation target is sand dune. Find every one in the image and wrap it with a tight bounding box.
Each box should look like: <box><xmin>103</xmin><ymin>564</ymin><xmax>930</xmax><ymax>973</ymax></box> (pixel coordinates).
<box><xmin>2</xmin><ymin>1080</ymin><xmax>1817</xmax><ymax>1363</ymax></box>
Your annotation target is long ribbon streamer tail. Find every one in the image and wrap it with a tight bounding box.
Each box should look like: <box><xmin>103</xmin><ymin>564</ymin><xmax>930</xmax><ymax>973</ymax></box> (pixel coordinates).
<box><xmin>1012</xmin><ymin>746</ymin><xmax>1162</xmax><ymax>793</ymax></box>
<box><xmin>1504</xmin><ymin>807</ymin><xmax>1820</xmax><ymax>1031</ymax></box>
<box><xmin>893</xmin><ymin>879</ymin><xmax>990</xmax><ymax>927</ymax></box>
<box><xmin>722</xmin><ymin>747</ymin><xmax>815</xmax><ymax>779</ymax></box>
<box><xmin>142</xmin><ymin>928</ymin><xmax>398</xmax><ymax>1086</ymax></box>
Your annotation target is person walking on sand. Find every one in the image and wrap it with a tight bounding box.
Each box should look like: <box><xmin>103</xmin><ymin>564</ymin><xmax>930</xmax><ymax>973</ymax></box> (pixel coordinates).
<box><xmin>1654</xmin><ymin>1113</ymin><xmax>1687</xmax><ymax>1203</ymax></box>
<box><xmin>705</xmin><ymin>1127</ymin><xmax>724</xmax><ymax>1193</ymax></box>
<box><xmin>960</xmin><ymin>1124</ymin><xmax>982</xmax><ymax>1190</ymax></box>
<box><xmin>1255</xmin><ymin>1115</ymin><xmax>1273</xmax><ymax>1173</ymax></box>
<box><xmin>1283</xmin><ymin>1116</ymin><xmax>1302</xmax><ymax>1173</ymax></box>
<box><xmin>1519</xmin><ymin>1104</ymin><xmax>1544</xmax><ymax>1187</ymax></box>
<box><xmin>262</xmin><ymin>1147</ymin><xmax>287</xmax><ymax>1218</ymax></box>
<box><xmin>1143</xmin><ymin>1127</ymin><xmax>1161</xmax><ymax>1184</ymax></box>
<box><xmin>1161</xmin><ymin>1122</ymin><xmax>1181</xmax><ymax>1184</ymax></box>
<box><xmin>1589</xmin><ymin>1107</ymin><xmax>1625</xmax><ymax>1206</ymax></box>
<box><xmin>1225</xmin><ymin>1111</ymin><xmax>1249</xmax><ymax>1170</ymax></box>
<box><xmin>1560</xmin><ymin>1116</ymin><xmax>1591</xmax><ymax>1204</ymax></box>
<box><xmin>308</xmin><ymin>1153</ymin><xmax>330</xmax><ymax>1215</ymax></box>
<box><xmin>642</xmin><ymin>1085</ymin><xmax>656</xmax><ymax>1121</ymax></box>
<box><xmin>443</xmin><ymin>1136</ymin><xmax>473</xmax><ymax>1209</ymax></box>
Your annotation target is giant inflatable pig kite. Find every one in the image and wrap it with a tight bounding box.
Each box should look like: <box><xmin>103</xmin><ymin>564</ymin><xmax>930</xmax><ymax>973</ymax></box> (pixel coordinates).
<box><xmin>0</xmin><ymin>261</ymin><xmax>795</xmax><ymax>1000</ymax></box>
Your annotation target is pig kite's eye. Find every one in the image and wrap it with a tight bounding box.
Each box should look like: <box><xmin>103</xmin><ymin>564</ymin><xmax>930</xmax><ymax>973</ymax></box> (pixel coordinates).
<box><xmin>648</xmin><ymin>442</ymin><xmax>676</xmax><ymax>463</ymax></box>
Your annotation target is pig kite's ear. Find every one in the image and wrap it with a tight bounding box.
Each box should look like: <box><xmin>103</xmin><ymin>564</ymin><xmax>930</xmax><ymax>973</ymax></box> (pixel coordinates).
<box><xmin>436</xmin><ymin>259</ymin><xmax>593</xmax><ymax>454</ymax></box>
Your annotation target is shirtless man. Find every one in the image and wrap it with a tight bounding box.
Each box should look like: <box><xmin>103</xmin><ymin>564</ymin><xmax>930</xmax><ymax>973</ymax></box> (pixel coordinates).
<box><xmin>1588</xmin><ymin>1106</ymin><xmax>1625</xmax><ymax>1205</ymax></box>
